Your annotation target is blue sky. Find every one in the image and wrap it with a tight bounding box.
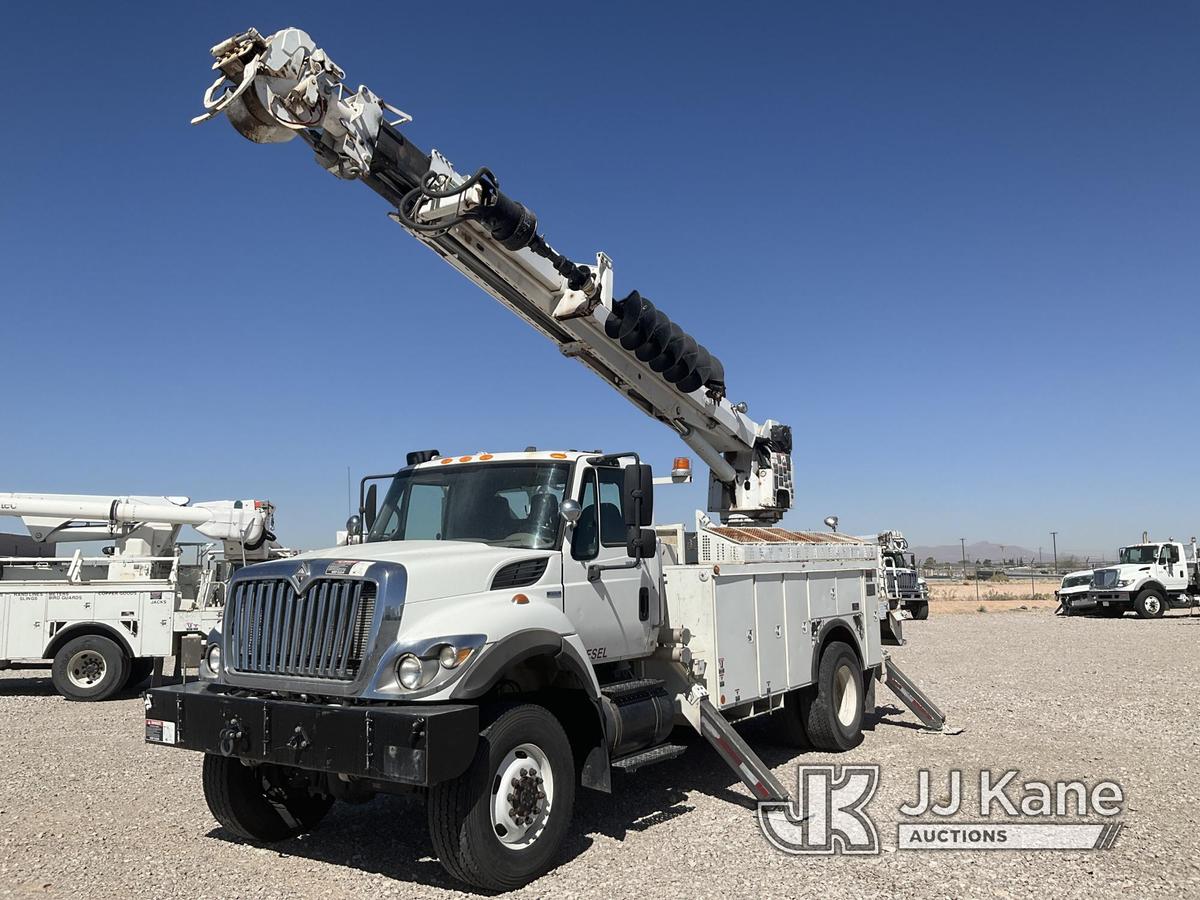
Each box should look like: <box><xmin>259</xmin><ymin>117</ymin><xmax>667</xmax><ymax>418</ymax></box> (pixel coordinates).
<box><xmin>2</xmin><ymin>3</ymin><xmax>1197</xmax><ymax>556</ymax></box>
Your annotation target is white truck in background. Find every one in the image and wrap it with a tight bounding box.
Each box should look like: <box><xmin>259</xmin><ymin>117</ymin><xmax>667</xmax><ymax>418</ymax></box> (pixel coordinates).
<box><xmin>0</xmin><ymin>493</ymin><xmax>286</xmax><ymax>699</ymax></box>
<box><xmin>1054</xmin><ymin>569</ymin><xmax>1095</xmax><ymax>615</ymax></box>
<box><xmin>143</xmin><ymin>27</ymin><xmax>949</xmax><ymax>892</ymax></box>
<box><xmin>1082</xmin><ymin>536</ymin><xmax>1200</xmax><ymax>618</ymax></box>
<box><xmin>876</xmin><ymin>530</ymin><xmax>929</xmax><ymax>620</ymax></box>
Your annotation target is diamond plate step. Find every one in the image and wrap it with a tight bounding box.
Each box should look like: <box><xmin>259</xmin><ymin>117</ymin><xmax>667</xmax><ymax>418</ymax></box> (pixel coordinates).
<box><xmin>599</xmin><ymin>678</ymin><xmax>665</xmax><ymax>700</ymax></box>
<box><xmin>611</xmin><ymin>742</ymin><xmax>687</xmax><ymax>772</ymax></box>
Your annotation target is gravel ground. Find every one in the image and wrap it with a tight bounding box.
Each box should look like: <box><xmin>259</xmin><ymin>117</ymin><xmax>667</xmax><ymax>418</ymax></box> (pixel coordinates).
<box><xmin>2</xmin><ymin>609</ymin><xmax>1199</xmax><ymax>899</ymax></box>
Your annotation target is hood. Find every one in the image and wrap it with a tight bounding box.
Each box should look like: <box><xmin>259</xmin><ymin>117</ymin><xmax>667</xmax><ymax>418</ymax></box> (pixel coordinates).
<box><xmin>289</xmin><ymin>540</ymin><xmax>557</xmax><ymax>603</ymax></box>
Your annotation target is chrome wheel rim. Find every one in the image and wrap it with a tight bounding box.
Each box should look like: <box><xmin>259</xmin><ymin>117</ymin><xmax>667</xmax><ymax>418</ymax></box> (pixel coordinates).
<box><xmin>490</xmin><ymin>742</ymin><xmax>554</xmax><ymax>849</ymax></box>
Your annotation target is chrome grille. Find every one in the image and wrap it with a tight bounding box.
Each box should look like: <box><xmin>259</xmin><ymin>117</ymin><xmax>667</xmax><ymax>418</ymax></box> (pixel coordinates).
<box><xmin>886</xmin><ymin>570</ymin><xmax>919</xmax><ymax>593</ymax></box>
<box><xmin>1093</xmin><ymin>569</ymin><xmax>1118</xmax><ymax>589</ymax></box>
<box><xmin>228</xmin><ymin>578</ymin><xmax>376</xmax><ymax>680</ymax></box>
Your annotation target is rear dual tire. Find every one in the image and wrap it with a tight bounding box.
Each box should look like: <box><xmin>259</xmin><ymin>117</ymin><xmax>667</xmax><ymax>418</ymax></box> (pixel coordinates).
<box><xmin>51</xmin><ymin>635</ymin><xmax>128</xmax><ymax>701</ymax></box>
<box><xmin>776</xmin><ymin>641</ymin><xmax>865</xmax><ymax>752</ymax></box>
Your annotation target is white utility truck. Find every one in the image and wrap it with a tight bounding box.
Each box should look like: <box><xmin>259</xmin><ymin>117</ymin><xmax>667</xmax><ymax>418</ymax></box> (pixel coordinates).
<box><xmin>144</xmin><ymin>27</ymin><xmax>947</xmax><ymax>891</ymax></box>
<box><xmin>876</xmin><ymin>530</ymin><xmax>929</xmax><ymax>620</ymax></box>
<box><xmin>1083</xmin><ymin>536</ymin><xmax>1200</xmax><ymax>618</ymax></box>
<box><xmin>0</xmin><ymin>493</ymin><xmax>282</xmax><ymax>699</ymax></box>
<box><xmin>1054</xmin><ymin>569</ymin><xmax>1096</xmax><ymax>615</ymax></box>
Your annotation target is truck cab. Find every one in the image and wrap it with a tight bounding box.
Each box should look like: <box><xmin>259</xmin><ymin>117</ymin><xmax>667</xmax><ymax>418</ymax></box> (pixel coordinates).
<box><xmin>350</xmin><ymin>450</ymin><xmax>660</xmax><ymax>669</ymax></box>
<box><xmin>1085</xmin><ymin>540</ymin><xmax>1199</xmax><ymax>618</ymax></box>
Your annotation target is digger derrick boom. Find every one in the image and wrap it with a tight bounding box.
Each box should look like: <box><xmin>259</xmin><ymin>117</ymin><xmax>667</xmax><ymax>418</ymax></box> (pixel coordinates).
<box><xmin>194</xmin><ymin>27</ymin><xmax>794</xmax><ymax>523</ymax></box>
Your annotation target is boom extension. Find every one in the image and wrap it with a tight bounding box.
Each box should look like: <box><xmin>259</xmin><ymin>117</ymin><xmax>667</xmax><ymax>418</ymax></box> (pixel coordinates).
<box><xmin>193</xmin><ymin>27</ymin><xmax>794</xmax><ymax>524</ymax></box>
<box><xmin>0</xmin><ymin>493</ymin><xmax>277</xmax><ymax>560</ymax></box>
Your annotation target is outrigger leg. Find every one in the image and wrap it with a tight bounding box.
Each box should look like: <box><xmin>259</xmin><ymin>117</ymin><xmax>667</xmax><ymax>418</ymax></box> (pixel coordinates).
<box><xmin>880</xmin><ymin>656</ymin><xmax>948</xmax><ymax>731</ymax></box>
<box><xmin>679</xmin><ymin>687</ymin><xmax>789</xmax><ymax>802</ymax></box>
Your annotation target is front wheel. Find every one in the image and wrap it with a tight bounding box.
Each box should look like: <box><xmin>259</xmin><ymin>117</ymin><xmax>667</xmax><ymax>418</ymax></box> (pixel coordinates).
<box><xmin>803</xmin><ymin>641</ymin><xmax>865</xmax><ymax>752</ymax></box>
<box><xmin>1134</xmin><ymin>588</ymin><xmax>1166</xmax><ymax>619</ymax></box>
<box><xmin>51</xmin><ymin>635</ymin><xmax>129</xmax><ymax>701</ymax></box>
<box><xmin>428</xmin><ymin>704</ymin><xmax>576</xmax><ymax>892</ymax></box>
<box><xmin>202</xmin><ymin>755</ymin><xmax>333</xmax><ymax>842</ymax></box>
<box><xmin>909</xmin><ymin>602</ymin><xmax>930</xmax><ymax>621</ymax></box>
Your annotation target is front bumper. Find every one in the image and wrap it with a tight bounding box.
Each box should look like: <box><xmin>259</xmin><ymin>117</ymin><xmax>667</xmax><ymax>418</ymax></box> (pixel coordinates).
<box><xmin>144</xmin><ymin>683</ymin><xmax>479</xmax><ymax>786</ymax></box>
<box><xmin>1060</xmin><ymin>592</ymin><xmax>1097</xmax><ymax>609</ymax></box>
<box><xmin>1083</xmin><ymin>591</ymin><xmax>1131</xmax><ymax>608</ymax></box>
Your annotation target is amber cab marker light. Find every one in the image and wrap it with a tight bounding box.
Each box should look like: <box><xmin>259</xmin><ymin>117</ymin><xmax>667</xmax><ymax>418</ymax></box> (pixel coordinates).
<box><xmin>512</xmin><ymin>593</ymin><xmax>530</xmax><ymax>605</ymax></box>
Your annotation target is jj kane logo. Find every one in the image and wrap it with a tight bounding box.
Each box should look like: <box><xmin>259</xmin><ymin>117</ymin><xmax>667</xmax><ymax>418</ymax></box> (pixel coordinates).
<box><xmin>759</xmin><ymin>766</ymin><xmax>1125</xmax><ymax>854</ymax></box>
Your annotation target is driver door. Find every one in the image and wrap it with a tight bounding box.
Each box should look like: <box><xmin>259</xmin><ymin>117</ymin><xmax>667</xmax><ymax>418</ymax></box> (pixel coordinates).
<box><xmin>561</xmin><ymin>464</ymin><xmax>658</xmax><ymax>664</ymax></box>
<box><xmin>1159</xmin><ymin>544</ymin><xmax>1186</xmax><ymax>591</ymax></box>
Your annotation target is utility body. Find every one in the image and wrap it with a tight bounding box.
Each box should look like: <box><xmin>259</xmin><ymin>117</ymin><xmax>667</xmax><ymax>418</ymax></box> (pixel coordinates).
<box><xmin>1081</xmin><ymin>538</ymin><xmax>1200</xmax><ymax>618</ymax></box>
<box><xmin>0</xmin><ymin>492</ymin><xmax>283</xmax><ymax>699</ymax></box>
<box><xmin>145</xmin><ymin>27</ymin><xmax>948</xmax><ymax>891</ymax></box>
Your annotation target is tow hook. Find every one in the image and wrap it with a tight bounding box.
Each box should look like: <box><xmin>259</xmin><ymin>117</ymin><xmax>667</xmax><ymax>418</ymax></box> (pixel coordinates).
<box><xmin>287</xmin><ymin>725</ymin><xmax>310</xmax><ymax>752</ymax></box>
<box><xmin>218</xmin><ymin>718</ymin><xmax>246</xmax><ymax>756</ymax></box>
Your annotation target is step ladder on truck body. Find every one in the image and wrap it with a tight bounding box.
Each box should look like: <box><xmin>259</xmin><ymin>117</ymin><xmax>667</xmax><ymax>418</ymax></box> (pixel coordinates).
<box><xmin>645</xmin><ymin>520</ymin><xmax>949</xmax><ymax>803</ymax></box>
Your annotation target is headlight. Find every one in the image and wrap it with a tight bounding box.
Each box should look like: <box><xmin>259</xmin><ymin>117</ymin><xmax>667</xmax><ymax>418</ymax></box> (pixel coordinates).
<box><xmin>397</xmin><ymin>653</ymin><xmax>425</xmax><ymax>690</ymax></box>
<box><xmin>1117</xmin><ymin>578</ymin><xmax>1135</xmax><ymax>587</ymax></box>
<box><xmin>205</xmin><ymin>643</ymin><xmax>222</xmax><ymax>676</ymax></box>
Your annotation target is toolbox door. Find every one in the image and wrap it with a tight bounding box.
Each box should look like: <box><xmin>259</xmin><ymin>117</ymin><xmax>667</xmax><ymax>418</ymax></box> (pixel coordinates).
<box><xmin>755</xmin><ymin>574</ymin><xmax>787</xmax><ymax>697</ymax></box>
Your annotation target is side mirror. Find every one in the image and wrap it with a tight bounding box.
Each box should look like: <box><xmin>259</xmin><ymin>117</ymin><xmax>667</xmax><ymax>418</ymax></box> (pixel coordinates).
<box><xmin>622</xmin><ymin>464</ymin><xmax>654</xmax><ymax>527</ymax></box>
<box><xmin>627</xmin><ymin>527</ymin><xmax>656</xmax><ymax>560</ymax></box>
<box><xmin>364</xmin><ymin>484</ymin><xmax>378</xmax><ymax>531</ymax></box>
<box><xmin>560</xmin><ymin>498</ymin><xmax>582</xmax><ymax>524</ymax></box>
<box><xmin>346</xmin><ymin>514</ymin><xmax>362</xmax><ymax>537</ymax></box>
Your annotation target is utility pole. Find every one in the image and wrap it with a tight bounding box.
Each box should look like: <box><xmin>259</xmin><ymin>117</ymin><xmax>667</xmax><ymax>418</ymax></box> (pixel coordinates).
<box><xmin>960</xmin><ymin>538</ymin><xmax>967</xmax><ymax>582</ymax></box>
<box><xmin>1051</xmin><ymin>531</ymin><xmax>1059</xmax><ymax>575</ymax></box>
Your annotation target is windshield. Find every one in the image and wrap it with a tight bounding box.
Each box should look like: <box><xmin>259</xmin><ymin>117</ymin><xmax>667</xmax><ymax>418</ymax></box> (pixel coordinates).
<box><xmin>366</xmin><ymin>462</ymin><xmax>571</xmax><ymax>550</ymax></box>
<box><xmin>1119</xmin><ymin>545</ymin><xmax>1159</xmax><ymax>565</ymax></box>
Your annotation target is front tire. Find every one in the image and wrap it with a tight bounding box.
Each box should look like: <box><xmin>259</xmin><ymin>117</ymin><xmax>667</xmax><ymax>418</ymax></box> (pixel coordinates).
<box><xmin>1134</xmin><ymin>588</ymin><xmax>1166</xmax><ymax>619</ymax></box>
<box><xmin>909</xmin><ymin>602</ymin><xmax>930</xmax><ymax>621</ymax></box>
<box><xmin>51</xmin><ymin>635</ymin><xmax>128</xmax><ymax>701</ymax></box>
<box><xmin>124</xmin><ymin>657</ymin><xmax>155</xmax><ymax>690</ymax></box>
<box><xmin>803</xmin><ymin>641</ymin><xmax>865</xmax><ymax>752</ymax></box>
<box><xmin>202</xmin><ymin>755</ymin><xmax>333</xmax><ymax>842</ymax></box>
<box><xmin>428</xmin><ymin>704</ymin><xmax>576</xmax><ymax>892</ymax></box>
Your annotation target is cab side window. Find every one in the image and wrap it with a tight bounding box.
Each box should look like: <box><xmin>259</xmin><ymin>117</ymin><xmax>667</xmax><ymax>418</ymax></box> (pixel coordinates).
<box><xmin>596</xmin><ymin>467</ymin><xmax>628</xmax><ymax>547</ymax></box>
<box><xmin>571</xmin><ymin>473</ymin><xmax>599</xmax><ymax>561</ymax></box>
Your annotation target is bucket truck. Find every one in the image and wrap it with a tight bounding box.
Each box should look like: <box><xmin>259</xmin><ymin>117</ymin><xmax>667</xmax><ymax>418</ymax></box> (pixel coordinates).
<box><xmin>0</xmin><ymin>492</ymin><xmax>284</xmax><ymax>700</ymax></box>
<box><xmin>144</xmin><ymin>27</ymin><xmax>948</xmax><ymax>891</ymax></box>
